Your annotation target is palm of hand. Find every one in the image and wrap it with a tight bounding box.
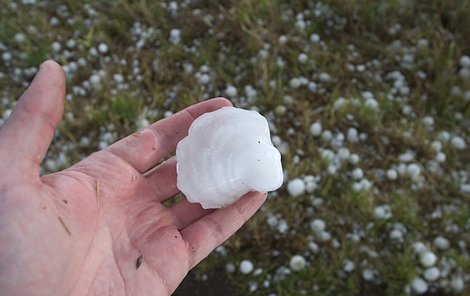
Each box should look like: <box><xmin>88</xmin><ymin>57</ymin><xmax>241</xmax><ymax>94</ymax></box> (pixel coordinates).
<box><xmin>0</xmin><ymin>61</ymin><xmax>266</xmax><ymax>296</ymax></box>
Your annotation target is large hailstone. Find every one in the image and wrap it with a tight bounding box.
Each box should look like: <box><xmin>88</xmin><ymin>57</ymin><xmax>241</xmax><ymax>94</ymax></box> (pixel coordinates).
<box><xmin>176</xmin><ymin>106</ymin><xmax>283</xmax><ymax>209</ymax></box>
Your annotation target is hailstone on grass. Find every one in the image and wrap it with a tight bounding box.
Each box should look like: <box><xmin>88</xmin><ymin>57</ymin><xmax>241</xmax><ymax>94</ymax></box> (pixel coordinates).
<box><xmin>451</xmin><ymin>275</ymin><xmax>464</xmax><ymax>292</ymax></box>
<box><xmin>309</xmin><ymin>122</ymin><xmax>322</xmax><ymax>137</ymax></box>
<box><xmin>434</xmin><ymin>236</ymin><xmax>450</xmax><ymax>250</ymax></box>
<box><xmin>374</xmin><ymin>205</ymin><xmax>392</xmax><ymax>220</ymax></box>
<box><xmin>176</xmin><ymin>107</ymin><xmax>283</xmax><ymax>209</ymax></box>
<box><xmin>412</xmin><ymin>242</ymin><xmax>427</xmax><ymax>254</ymax></box>
<box><xmin>342</xmin><ymin>260</ymin><xmax>355</xmax><ymax>273</ymax></box>
<box><xmin>289</xmin><ymin>255</ymin><xmax>306</xmax><ymax>271</ymax></box>
<box><xmin>240</xmin><ymin>260</ymin><xmax>254</xmax><ymax>274</ymax></box>
<box><xmin>310</xmin><ymin>33</ymin><xmax>320</xmax><ymax>43</ymax></box>
<box><xmin>225</xmin><ymin>85</ymin><xmax>238</xmax><ymax>97</ymax></box>
<box><xmin>98</xmin><ymin>42</ymin><xmax>108</xmax><ymax>54</ymax></box>
<box><xmin>420</xmin><ymin>251</ymin><xmax>437</xmax><ymax>267</ymax></box>
<box><xmin>411</xmin><ymin>277</ymin><xmax>428</xmax><ymax>294</ymax></box>
<box><xmin>451</xmin><ymin>136</ymin><xmax>466</xmax><ymax>150</ymax></box>
<box><xmin>352</xmin><ymin>168</ymin><xmax>364</xmax><ymax>180</ymax></box>
<box><xmin>169</xmin><ymin>29</ymin><xmax>181</xmax><ymax>44</ymax></box>
<box><xmin>386</xmin><ymin>169</ymin><xmax>398</xmax><ymax>180</ymax></box>
<box><xmin>287</xmin><ymin>178</ymin><xmax>306</xmax><ymax>197</ymax></box>
<box><xmin>424</xmin><ymin>267</ymin><xmax>440</xmax><ymax>281</ymax></box>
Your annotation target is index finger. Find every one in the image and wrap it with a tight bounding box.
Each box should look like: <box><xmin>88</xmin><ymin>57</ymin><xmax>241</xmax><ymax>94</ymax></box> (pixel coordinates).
<box><xmin>106</xmin><ymin>98</ymin><xmax>232</xmax><ymax>173</ymax></box>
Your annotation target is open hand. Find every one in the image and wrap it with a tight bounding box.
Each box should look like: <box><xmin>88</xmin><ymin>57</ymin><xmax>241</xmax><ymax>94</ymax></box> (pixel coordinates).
<box><xmin>0</xmin><ymin>61</ymin><xmax>266</xmax><ymax>296</ymax></box>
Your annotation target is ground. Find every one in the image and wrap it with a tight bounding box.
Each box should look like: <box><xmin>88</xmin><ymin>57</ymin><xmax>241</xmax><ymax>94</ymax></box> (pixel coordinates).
<box><xmin>0</xmin><ymin>0</ymin><xmax>469</xmax><ymax>295</ymax></box>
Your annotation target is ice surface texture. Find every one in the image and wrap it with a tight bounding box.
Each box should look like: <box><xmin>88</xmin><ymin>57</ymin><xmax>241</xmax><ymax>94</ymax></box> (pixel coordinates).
<box><xmin>176</xmin><ymin>106</ymin><xmax>283</xmax><ymax>209</ymax></box>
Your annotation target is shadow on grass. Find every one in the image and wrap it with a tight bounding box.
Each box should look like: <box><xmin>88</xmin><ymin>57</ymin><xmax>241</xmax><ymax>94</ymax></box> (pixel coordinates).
<box><xmin>174</xmin><ymin>267</ymin><xmax>238</xmax><ymax>296</ymax></box>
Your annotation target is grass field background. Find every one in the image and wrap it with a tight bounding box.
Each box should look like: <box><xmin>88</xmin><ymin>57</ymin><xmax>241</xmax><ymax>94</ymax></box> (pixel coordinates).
<box><xmin>0</xmin><ymin>0</ymin><xmax>469</xmax><ymax>295</ymax></box>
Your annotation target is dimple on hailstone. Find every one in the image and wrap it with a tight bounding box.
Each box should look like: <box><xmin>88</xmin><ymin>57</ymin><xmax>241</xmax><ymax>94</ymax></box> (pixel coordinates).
<box><xmin>176</xmin><ymin>107</ymin><xmax>284</xmax><ymax>209</ymax></box>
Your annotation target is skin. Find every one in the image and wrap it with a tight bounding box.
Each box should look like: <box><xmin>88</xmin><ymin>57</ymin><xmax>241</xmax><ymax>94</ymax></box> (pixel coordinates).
<box><xmin>0</xmin><ymin>61</ymin><xmax>267</xmax><ymax>296</ymax></box>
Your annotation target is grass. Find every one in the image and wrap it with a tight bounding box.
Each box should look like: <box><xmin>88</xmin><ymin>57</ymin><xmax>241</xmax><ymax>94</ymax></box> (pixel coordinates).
<box><xmin>0</xmin><ymin>0</ymin><xmax>469</xmax><ymax>295</ymax></box>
